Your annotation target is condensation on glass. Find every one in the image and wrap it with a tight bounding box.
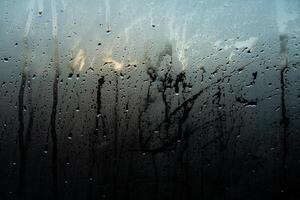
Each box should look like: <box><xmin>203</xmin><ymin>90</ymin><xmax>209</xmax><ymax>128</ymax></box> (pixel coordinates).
<box><xmin>0</xmin><ymin>0</ymin><xmax>300</xmax><ymax>199</ymax></box>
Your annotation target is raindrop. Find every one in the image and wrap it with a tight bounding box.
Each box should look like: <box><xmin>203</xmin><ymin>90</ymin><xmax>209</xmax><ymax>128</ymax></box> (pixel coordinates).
<box><xmin>67</xmin><ymin>133</ymin><xmax>72</xmax><ymax>140</ymax></box>
<box><xmin>68</xmin><ymin>73</ymin><xmax>73</xmax><ymax>79</ymax></box>
<box><xmin>43</xmin><ymin>146</ymin><xmax>48</xmax><ymax>154</ymax></box>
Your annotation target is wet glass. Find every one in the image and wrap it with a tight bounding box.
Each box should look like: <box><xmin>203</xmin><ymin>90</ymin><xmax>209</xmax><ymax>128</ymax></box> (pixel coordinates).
<box><xmin>0</xmin><ymin>0</ymin><xmax>300</xmax><ymax>199</ymax></box>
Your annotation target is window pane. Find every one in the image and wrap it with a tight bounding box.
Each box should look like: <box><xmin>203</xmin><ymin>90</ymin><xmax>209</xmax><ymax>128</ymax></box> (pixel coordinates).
<box><xmin>0</xmin><ymin>0</ymin><xmax>300</xmax><ymax>199</ymax></box>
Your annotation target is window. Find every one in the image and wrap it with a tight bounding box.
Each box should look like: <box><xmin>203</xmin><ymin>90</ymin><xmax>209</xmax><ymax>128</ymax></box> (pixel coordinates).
<box><xmin>0</xmin><ymin>0</ymin><xmax>299</xmax><ymax>199</ymax></box>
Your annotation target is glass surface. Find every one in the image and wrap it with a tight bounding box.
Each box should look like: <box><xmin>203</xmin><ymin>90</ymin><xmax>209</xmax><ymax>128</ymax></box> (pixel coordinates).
<box><xmin>0</xmin><ymin>0</ymin><xmax>300</xmax><ymax>199</ymax></box>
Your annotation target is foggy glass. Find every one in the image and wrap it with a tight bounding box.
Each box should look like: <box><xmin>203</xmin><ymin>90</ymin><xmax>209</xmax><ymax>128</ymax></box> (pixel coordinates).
<box><xmin>0</xmin><ymin>0</ymin><xmax>300</xmax><ymax>199</ymax></box>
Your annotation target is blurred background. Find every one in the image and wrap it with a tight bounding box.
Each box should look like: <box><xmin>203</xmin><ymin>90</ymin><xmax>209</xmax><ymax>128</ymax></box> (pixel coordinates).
<box><xmin>0</xmin><ymin>0</ymin><xmax>300</xmax><ymax>199</ymax></box>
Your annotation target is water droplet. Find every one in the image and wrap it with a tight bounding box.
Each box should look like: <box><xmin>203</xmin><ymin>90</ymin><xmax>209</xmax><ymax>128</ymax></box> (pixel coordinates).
<box><xmin>106</xmin><ymin>28</ymin><xmax>111</xmax><ymax>34</ymax></box>
<box><xmin>43</xmin><ymin>146</ymin><xmax>48</xmax><ymax>154</ymax></box>
<box><xmin>68</xmin><ymin>73</ymin><xmax>73</xmax><ymax>79</ymax></box>
<box><xmin>67</xmin><ymin>133</ymin><xmax>72</xmax><ymax>140</ymax></box>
